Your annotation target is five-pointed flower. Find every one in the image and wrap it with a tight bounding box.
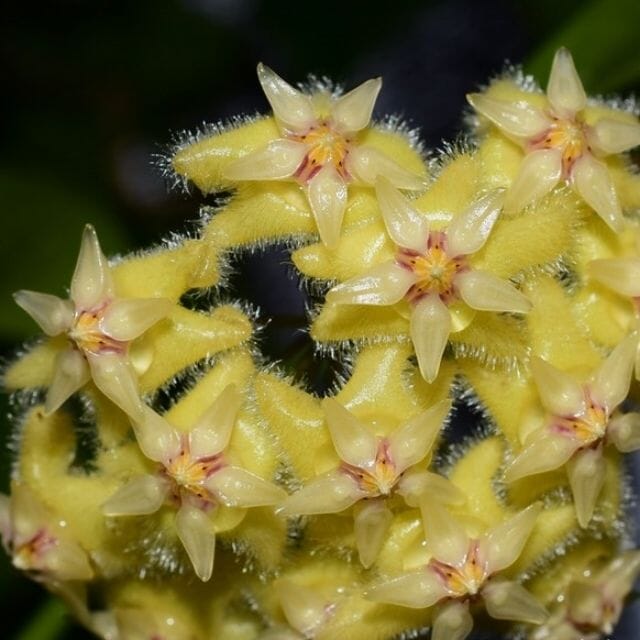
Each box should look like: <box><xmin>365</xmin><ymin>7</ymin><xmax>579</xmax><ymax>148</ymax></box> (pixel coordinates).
<box><xmin>468</xmin><ymin>48</ymin><xmax>640</xmax><ymax>230</ymax></box>
<box><xmin>13</xmin><ymin>225</ymin><xmax>173</xmax><ymax>421</ymax></box>
<box><xmin>505</xmin><ymin>333</ymin><xmax>640</xmax><ymax>527</ymax></box>
<box><xmin>102</xmin><ymin>384</ymin><xmax>287</xmax><ymax>581</ymax></box>
<box><xmin>280</xmin><ymin>397</ymin><xmax>459</xmax><ymax>568</ymax></box>
<box><xmin>224</xmin><ymin>64</ymin><xmax>425</xmax><ymax>247</ymax></box>
<box><xmin>366</xmin><ymin>501</ymin><xmax>546</xmax><ymax>640</ymax></box>
<box><xmin>327</xmin><ymin>178</ymin><xmax>531</xmax><ymax>381</ymax></box>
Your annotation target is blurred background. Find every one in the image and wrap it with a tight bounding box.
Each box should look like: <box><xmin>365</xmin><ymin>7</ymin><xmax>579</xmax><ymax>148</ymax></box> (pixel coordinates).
<box><xmin>2</xmin><ymin>0</ymin><xmax>640</xmax><ymax>637</ymax></box>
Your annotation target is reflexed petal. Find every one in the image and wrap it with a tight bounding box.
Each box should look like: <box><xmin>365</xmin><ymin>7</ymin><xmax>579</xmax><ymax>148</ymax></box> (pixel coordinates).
<box><xmin>503</xmin><ymin>149</ymin><xmax>562</xmax><ymax>214</ymax></box>
<box><xmin>277</xmin><ymin>581</ymin><xmax>328</xmax><ymax>637</ymax></box>
<box><xmin>328</xmin><ymin>261</ymin><xmax>416</xmax><ymax>306</ymax></box>
<box><xmin>530</xmin><ymin>357</ymin><xmax>586</xmax><ymax>417</ymax></box>
<box><xmin>447</xmin><ymin>189</ymin><xmax>505</xmax><ymax>257</ymax></box>
<box><xmin>388</xmin><ymin>399</ymin><xmax>451</xmax><ymax>473</ymax></box>
<box><xmin>481</xmin><ymin>503</ymin><xmax>541</xmax><ymax>574</ymax></box>
<box><xmin>467</xmin><ymin>93</ymin><xmax>551</xmax><ymax>139</ymax></box>
<box><xmin>567</xmin><ymin>447</ymin><xmax>606</xmax><ymax>528</ymax></box>
<box><xmin>45</xmin><ymin>537</ymin><xmax>94</xmax><ymax>581</ymax></box>
<box><xmin>70</xmin><ymin>225</ymin><xmax>113</xmax><ymax>311</ymax></box>
<box><xmin>375</xmin><ymin>177</ymin><xmax>429</xmax><ymax>252</ymax></box>
<box><xmin>175</xmin><ymin>503</ymin><xmax>216</xmax><ymax>581</ymax></box>
<box><xmin>134</xmin><ymin>406</ymin><xmax>181</xmax><ymax>462</ymax></box>
<box><xmin>590</xmin><ymin>333</ymin><xmax>638</xmax><ymax>411</ymax></box>
<box><xmin>279</xmin><ymin>470</ymin><xmax>365</xmax><ymax>516</ymax></box>
<box><xmin>322</xmin><ymin>398</ymin><xmax>378</xmax><ymax>468</ymax></box>
<box><xmin>101</xmin><ymin>297</ymin><xmax>172</xmax><ymax>341</ymax></box>
<box><xmin>223</xmin><ymin>139</ymin><xmax>309</xmax><ymax>181</ymax></box>
<box><xmin>365</xmin><ymin>568</ymin><xmax>449</xmax><ymax>608</ymax></box>
<box><xmin>589</xmin><ymin>118</ymin><xmax>640</xmax><ymax>155</ymax></box>
<box><xmin>565</xmin><ymin>581</ymin><xmax>605</xmax><ymax>628</ymax></box>
<box><xmin>483</xmin><ymin>580</ymin><xmax>547</xmax><ymax>624</ymax></box>
<box><xmin>307</xmin><ymin>164</ymin><xmax>348</xmax><ymax>248</ymax></box>
<box><xmin>347</xmin><ymin>145</ymin><xmax>426</xmax><ymax>190</ymax></box>
<box><xmin>332</xmin><ymin>77</ymin><xmax>382</xmax><ymax>133</ymax></box>
<box><xmin>45</xmin><ymin>348</ymin><xmax>91</xmax><ymax>415</ymax></box>
<box><xmin>420</xmin><ymin>500</ymin><xmax>469</xmax><ymax>567</ymax></box>
<box><xmin>608</xmin><ymin>412</ymin><xmax>640</xmax><ymax>453</ymax></box>
<box><xmin>432</xmin><ymin>600</ymin><xmax>474</xmax><ymax>640</ymax></box>
<box><xmin>206</xmin><ymin>466</ymin><xmax>286</xmax><ymax>508</ymax></box>
<box><xmin>411</xmin><ymin>294</ymin><xmax>451</xmax><ymax>383</ymax></box>
<box><xmin>546</xmin><ymin>48</ymin><xmax>586</xmax><ymax>117</ymax></box>
<box><xmin>354</xmin><ymin>500</ymin><xmax>393</xmax><ymax>568</ymax></box>
<box><xmin>86</xmin><ymin>353</ymin><xmax>144</xmax><ymax>422</ymax></box>
<box><xmin>455</xmin><ymin>270</ymin><xmax>531</xmax><ymax>313</ymax></box>
<box><xmin>588</xmin><ymin>257</ymin><xmax>640</xmax><ymax>297</ymax></box>
<box><xmin>13</xmin><ymin>291</ymin><xmax>73</xmax><ymax>336</ymax></box>
<box><xmin>572</xmin><ymin>154</ymin><xmax>623</xmax><ymax>232</ymax></box>
<box><xmin>397</xmin><ymin>470</ymin><xmax>466</xmax><ymax>508</ymax></box>
<box><xmin>256</xmin><ymin>63</ymin><xmax>315</xmax><ymax>131</ymax></box>
<box><xmin>102</xmin><ymin>475</ymin><xmax>169</xmax><ymax>516</ymax></box>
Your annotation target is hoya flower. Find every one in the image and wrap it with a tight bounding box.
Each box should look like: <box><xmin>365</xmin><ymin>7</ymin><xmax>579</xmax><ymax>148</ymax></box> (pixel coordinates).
<box><xmin>224</xmin><ymin>64</ymin><xmax>425</xmax><ymax>247</ymax></box>
<box><xmin>0</xmin><ymin>484</ymin><xmax>93</xmax><ymax>581</ymax></box>
<box><xmin>328</xmin><ymin>179</ymin><xmax>531</xmax><ymax>381</ymax></box>
<box><xmin>280</xmin><ymin>397</ymin><xmax>458</xmax><ymax>568</ymax></box>
<box><xmin>102</xmin><ymin>384</ymin><xmax>286</xmax><ymax>581</ymax></box>
<box><xmin>13</xmin><ymin>225</ymin><xmax>172</xmax><ymax>421</ymax></box>
<box><xmin>505</xmin><ymin>333</ymin><xmax>639</xmax><ymax>527</ymax></box>
<box><xmin>468</xmin><ymin>48</ymin><xmax>640</xmax><ymax>230</ymax></box>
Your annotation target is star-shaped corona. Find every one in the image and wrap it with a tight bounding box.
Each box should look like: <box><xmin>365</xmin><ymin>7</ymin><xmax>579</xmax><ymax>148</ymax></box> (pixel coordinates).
<box><xmin>468</xmin><ymin>48</ymin><xmax>640</xmax><ymax>230</ymax></box>
<box><xmin>224</xmin><ymin>64</ymin><xmax>425</xmax><ymax>247</ymax></box>
<box><xmin>327</xmin><ymin>178</ymin><xmax>531</xmax><ymax>381</ymax></box>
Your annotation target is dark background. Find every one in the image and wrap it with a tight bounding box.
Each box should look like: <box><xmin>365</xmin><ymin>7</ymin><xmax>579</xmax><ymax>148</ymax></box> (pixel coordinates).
<box><xmin>1</xmin><ymin>1</ymin><xmax>640</xmax><ymax>637</ymax></box>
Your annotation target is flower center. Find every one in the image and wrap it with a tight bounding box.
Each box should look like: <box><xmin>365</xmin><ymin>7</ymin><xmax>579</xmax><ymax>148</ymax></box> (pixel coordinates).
<box><xmin>552</xmin><ymin>392</ymin><xmax>608</xmax><ymax>446</ymax></box>
<box><xmin>429</xmin><ymin>541</ymin><xmax>487</xmax><ymax>598</ymax></box>
<box><xmin>13</xmin><ymin>529</ymin><xmax>57</xmax><ymax>571</ymax></box>
<box><xmin>530</xmin><ymin>115</ymin><xmax>588</xmax><ymax>177</ymax></box>
<box><xmin>340</xmin><ymin>439</ymin><xmax>398</xmax><ymax>497</ymax></box>
<box><xmin>290</xmin><ymin>121</ymin><xmax>351</xmax><ymax>182</ymax></box>
<box><xmin>68</xmin><ymin>308</ymin><xmax>126</xmax><ymax>355</ymax></box>
<box><xmin>165</xmin><ymin>447</ymin><xmax>225</xmax><ymax>503</ymax></box>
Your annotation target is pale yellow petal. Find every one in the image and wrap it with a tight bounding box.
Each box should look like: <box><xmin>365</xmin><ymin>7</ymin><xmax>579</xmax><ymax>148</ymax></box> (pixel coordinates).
<box><xmin>588</xmin><ymin>257</ymin><xmax>640</xmax><ymax>297</ymax></box>
<box><xmin>482</xmin><ymin>580</ymin><xmax>547</xmax><ymax>624</ymax></box>
<box><xmin>546</xmin><ymin>47</ymin><xmax>586</xmax><ymax>117</ymax></box>
<box><xmin>134</xmin><ymin>406</ymin><xmax>181</xmax><ymax>462</ymax></box>
<box><xmin>13</xmin><ymin>291</ymin><xmax>73</xmax><ymax>336</ymax></box>
<box><xmin>307</xmin><ymin>164</ymin><xmax>348</xmax><ymax>248</ymax></box>
<box><xmin>589</xmin><ymin>118</ymin><xmax>640</xmax><ymax>155</ymax></box>
<box><xmin>101</xmin><ymin>297</ymin><xmax>172</xmax><ymax>341</ymax></box>
<box><xmin>455</xmin><ymin>270</ymin><xmax>531</xmax><ymax>313</ymax></box>
<box><xmin>276</xmin><ymin>581</ymin><xmax>327</xmax><ymax>637</ymax></box>
<box><xmin>44</xmin><ymin>348</ymin><xmax>90</xmax><ymax>415</ymax></box>
<box><xmin>530</xmin><ymin>356</ymin><xmax>586</xmax><ymax>417</ymax></box>
<box><xmin>397</xmin><ymin>470</ymin><xmax>466</xmax><ymax>508</ymax></box>
<box><xmin>102</xmin><ymin>474</ymin><xmax>169</xmax><ymax>516</ymax></box>
<box><xmin>432</xmin><ymin>600</ymin><xmax>474</xmax><ymax>640</ymax></box>
<box><xmin>206</xmin><ymin>465</ymin><xmax>286</xmax><ymax>508</ymax></box>
<box><xmin>365</xmin><ymin>568</ymin><xmax>449</xmax><ymax>608</ymax></box>
<box><xmin>567</xmin><ymin>447</ymin><xmax>606</xmax><ymax>527</ymax></box>
<box><xmin>223</xmin><ymin>139</ymin><xmax>308</xmax><ymax>181</ymax></box>
<box><xmin>70</xmin><ymin>224</ymin><xmax>113</xmax><ymax>310</ymax></box>
<box><xmin>348</xmin><ymin>145</ymin><xmax>426</xmax><ymax>190</ymax></box>
<box><xmin>44</xmin><ymin>537</ymin><xmax>94</xmax><ymax>582</ymax></box>
<box><xmin>608</xmin><ymin>412</ymin><xmax>640</xmax><ymax>452</ymax></box>
<box><xmin>175</xmin><ymin>503</ymin><xmax>216</xmax><ymax>582</ymax></box>
<box><xmin>420</xmin><ymin>500</ymin><xmax>469</xmax><ymax>567</ymax></box>
<box><xmin>590</xmin><ymin>332</ymin><xmax>637</xmax><ymax>411</ymax></box>
<box><xmin>411</xmin><ymin>294</ymin><xmax>451</xmax><ymax>383</ymax></box>
<box><xmin>331</xmin><ymin>77</ymin><xmax>382</xmax><ymax>133</ymax></box>
<box><xmin>354</xmin><ymin>500</ymin><xmax>393</xmax><ymax>568</ymax></box>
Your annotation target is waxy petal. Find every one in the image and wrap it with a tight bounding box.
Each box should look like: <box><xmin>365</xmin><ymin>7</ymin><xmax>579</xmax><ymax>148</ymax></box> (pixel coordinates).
<box><xmin>482</xmin><ymin>580</ymin><xmax>547</xmax><ymax>624</ymax></box>
<box><xmin>224</xmin><ymin>139</ymin><xmax>309</xmax><ymax>181</ymax></box>
<box><xmin>70</xmin><ymin>225</ymin><xmax>113</xmax><ymax>311</ymax></box>
<box><xmin>331</xmin><ymin>77</ymin><xmax>382</xmax><ymax>133</ymax></box>
<box><xmin>567</xmin><ymin>447</ymin><xmax>606</xmax><ymax>527</ymax></box>
<box><xmin>206</xmin><ymin>466</ymin><xmax>286</xmax><ymax>508</ymax></box>
<box><xmin>134</xmin><ymin>406</ymin><xmax>181</xmax><ymax>462</ymax></box>
<box><xmin>13</xmin><ymin>291</ymin><xmax>73</xmax><ymax>336</ymax></box>
<box><xmin>589</xmin><ymin>118</ymin><xmax>640</xmax><ymax>155</ymax></box>
<box><xmin>572</xmin><ymin>154</ymin><xmax>623</xmax><ymax>233</ymax></box>
<box><xmin>420</xmin><ymin>500</ymin><xmax>469</xmax><ymax>567</ymax></box>
<box><xmin>276</xmin><ymin>581</ymin><xmax>328</xmax><ymax>637</ymax></box>
<box><xmin>432</xmin><ymin>600</ymin><xmax>474</xmax><ymax>640</ymax></box>
<box><xmin>354</xmin><ymin>500</ymin><xmax>394</xmax><ymax>568</ymax></box>
<box><xmin>397</xmin><ymin>471</ymin><xmax>466</xmax><ymax>508</ymax></box>
<box><xmin>590</xmin><ymin>333</ymin><xmax>637</xmax><ymax>411</ymax></box>
<box><xmin>44</xmin><ymin>536</ymin><xmax>94</xmax><ymax>581</ymax></box>
<box><xmin>101</xmin><ymin>297</ymin><xmax>172</xmax><ymax>341</ymax></box>
<box><xmin>546</xmin><ymin>48</ymin><xmax>587</xmax><ymax>117</ymax></box>
<box><xmin>503</xmin><ymin>148</ymin><xmax>562</xmax><ymax>214</ymax></box>
<box><xmin>102</xmin><ymin>474</ymin><xmax>169</xmax><ymax>516</ymax></box>
<box><xmin>455</xmin><ymin>270</ymin><xmax>531</xmax><ymax>314</ymax></box>
<box><xmin>307</xmin><ymin>164</ymin><xmax>348</xmax><ymax>248</ymax></box>
<box><xmin>175</xmin><ymin>503</ymin><xmax>216</xmax><ymax>581</ymax></box>
<box><xmin>565</xmin><ymin>580</ymin><xmax>607</xmax><ymax>629</ymax></box>
<box><xmin>257</xmin><ymin>63</ymin><xmax>316</xmax><ymax>131</ymax></box>
<box><xmin>45</xmin><ymin>348</ymin><xmax>91</xmax><ymax>415</ymax></box>
<box><xmin>531</xmin><ymin>357</ymin><xmax>586</xmax><ymax>417</ymax></box>
<box><xmin>608</xmin><ymin>412</ymin><xmax>640</xmax><ymax>453</ymax></box>
<box><xmin>11</xmin><ymin>484</ymin><xmax>49</xmax><ymax>542</ymax></box>
<box><xmin>411</xmin><ymin>294</ymin><xmax>452</xmax><ymax>383</ymax></box>
<box><xmin>365</xmin><ymin>568</ymin><xmax>449</xmax><ymax>608</ymax></box>
<box><xmin>588</xmin><ymin>257</ymin><xmax>640</xmax><ymax>297</ymax></box>
<box><xmin>347</xmin><ymin>145</ymin><xmax>426</xmax><ymax>190</ymax></box>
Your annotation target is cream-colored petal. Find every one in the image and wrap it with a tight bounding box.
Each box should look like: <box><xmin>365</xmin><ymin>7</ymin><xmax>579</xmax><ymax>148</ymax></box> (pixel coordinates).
<box><xmin>503</xmin><ymin>149</ymin><xmax>562</xmax><ymax>214</ymax></box>
<box><xmin>322</xmin><ymin>398</ymin><xmax>378</xmax><ymax>468</ymax></box>
<box><xmin>354</xmin><ymin>500</ymin><xmax>393</xmax><ymax>568</ymax></box>
<box><xmin>411</xmin><ymin>294</ymin><xmax>451</xmax><ymax>383</ymax></box>
<box><xmin>45</xmin><ymin>348</ymin><xmax>91</xmax><ymax>415</ymax></box>
<box><xmin>347</xmin><ymin>145</ymin><xmax>426</xmax><ymax>190</ymax></box>
<box><xmin>100</xmin><ymin>297</ymin><xmax>172</xmax><ymax>341</ymax></box>
<box><xmin>546</xmin><ymin>47</ymin><xmax>586</xmax><ymax>117</ymax></box>
<box><xmin>331</xmin><ymin>77</ymin><xmax>382</xmax><ymax>133</ymax></box>
<box><xmin>189</xmin><ymin>383</ymin><xmax>241</xmax><ymax>459</ymax></box>
<box><xmin>467</xmin><ymin>93</ymin><xmax>551</xmax><ymax>139</ymax></box>
<box><xmin>567</xmin><ymin>447</ymin><xmax>606</xmax><ymax>528</ymax></box>
<box><xmin>572</xmin><ymin>154</ymin><xmax>623</xmax><ymax>232</ymax></box>
<box><xmin>482</xmin><ymin>580</ymin><xmax>547</xmax><ymax>624</ymax></box>
<box><xmin>223</xmin><ymin>139</ymin><xmax>309</xmax><ymax>181</ymax></box>
<box><xmin>45</xmin><ymin>537</ymin><xmax>94</xmax><ymax>582</ymax></box>
<box><xmin>530</xmin><ymin>356</ymin><xmax>586</xmax><ymax>417</ymax></box>
<box><xmin>565</xmin><ymin>581</ymin><xmax>606</xmax><ymax>629</ymax></box>
<box><xmin>175</xmin><ymin>503</ymin><xmax>216</xmax><ymax>582</ymax></box>
<box><xmin>134</xmin><ymin>406</ymin><xmax>181</xmax><ymax>462</ymax></box>
<box><xmin>86</xmin><ymin>353</ymin><xmax>144</xmax><ymax>422</ymax></box>
<box><xmin>256</xmin><ymin>63</ymin><xmax>316</xmax><ymax>131</ymax></box>
<box><xmin>206</xmin><ymin>466</ymin><xmax>286</xmax><ymax>508</ymax></box>
<box><xmin>420</xmin><ymin>500</ymin><xmax>469</xmax><ymax>567</ymax></box>
<box><xmin>590</xmin><ymin>332</ymin><xmax>637</xmax><ymax>411</ymax></box>
<box><xmin>481</xmin><ymin>503</ymin><xmax>541</xmax><ymax>574</ymax></box>
<box><xmin>375</xmin><ymin>176</ymin><xmax>429</xmax><ymax>252</ymax></box>
<box><xmin>307</xmin><ymin>164</ymin><xmax>348</xmax><ymax>248</ymax></box>
<box><xmin>365</xmin><ymin>568</ymin><xmax>449</xmax><ymax>608</ymax></box>
<box><xmin>388</xmin><ymin>399</ymin><xmax>451</xmax><ymax>474</ymax></box>
<box><xmin>589</xmin><ymin>118</ymin><xmax>640</xmax><ymax>155</ymax></box>
<box><xmin>279</xmin><ymin>470</ymin><xmax>365</xmax><ymax>516</ymax></box>
<box><xmin>397</xmin><ymin>470</ymin><xmax>466</xmax><ymax>508</ymax></box>
<box><xmin>455</xmin><ymin>270</ymin><xmax>531</xmax><ymax>314</ymax></box>
<box><xmin>11</xmin><ymin>484</ymin><xmax>48</xmax><ymax>542</ymax></box>
<box><xmin>70</xmin><ymin>225</ymin><xmax>113</xmax><ymax>311</ymax></box>
<box><xmin>608</xmin><ymin>412</ymin><xmax>640</xmax><ymax>453</ymax></box>
<box><xmin>327</xmin><ymin>261</ymin><xmax>416</xmax><ymax>306</ymax></box>
<box><xmin>446</xmin><ymin>189</ymin><xmax>505</xmax><ymax>257</ymax></box>
<box><xmin>432</xmin><ymin>600</ymin><xmax>474</xmax><ymax>640</ymax></box>
<box><xmin>601</xmin><ymin>550</ymin><xmax>640</xmax><ymax>601</ymax></box>
<box><xmin>588</xmin><ymin>257</ymin><xmax>640</xmax><ymax>297</ymax></box>
<box><xmin>13</xmin><ymin>291</ymin><xmax>73</xmax><ymax>336</ymax></box>
<box><xmin>277</xmin><ymin>581</ymin><xmax>328</xmax><ymax>637</ymax></box>
<box><xmin>102</xmin><ymin>474</ymin><xmax>169</xmax><ymax>516</ymax></box>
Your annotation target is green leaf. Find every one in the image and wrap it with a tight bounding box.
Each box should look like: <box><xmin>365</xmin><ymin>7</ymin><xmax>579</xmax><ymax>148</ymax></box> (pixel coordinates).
<box><xmin>14</xmin><ymin>598</ymin><xmax>69</xmax><ymax>640</ymax></box>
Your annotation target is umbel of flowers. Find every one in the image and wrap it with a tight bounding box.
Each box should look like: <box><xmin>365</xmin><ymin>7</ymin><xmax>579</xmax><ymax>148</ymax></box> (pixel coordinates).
<box><xmin>2</xmin><ymin>47</ymin><xmax>640</xmax><ymax>640</ymax></box>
